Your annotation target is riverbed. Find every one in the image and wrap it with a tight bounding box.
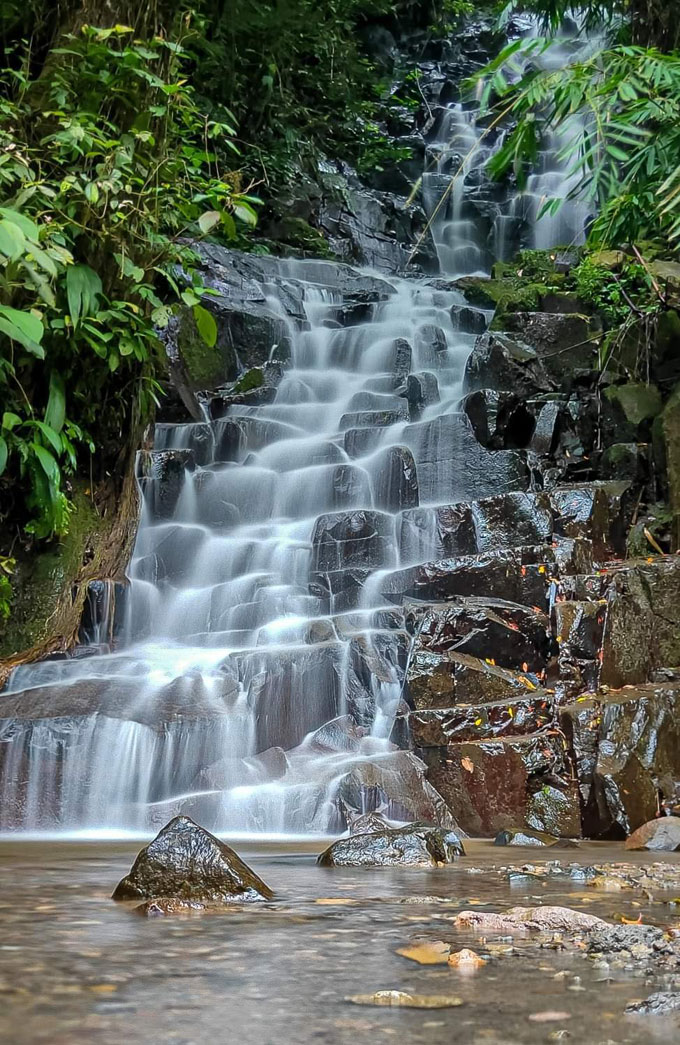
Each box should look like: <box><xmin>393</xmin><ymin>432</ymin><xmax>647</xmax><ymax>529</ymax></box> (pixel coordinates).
<box><xmin>0</xmin><ymin>839</ymin><xmax>678</xmax><ymax>1043</ymax></box>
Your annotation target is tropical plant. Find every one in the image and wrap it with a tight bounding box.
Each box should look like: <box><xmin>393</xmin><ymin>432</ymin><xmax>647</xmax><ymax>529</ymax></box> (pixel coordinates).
<box><xmin>0</xmin><ymin>20</ymin><xmax>257</xmax><ymax>543</ymax></box>
<box><xmin>475</xmin><ymin>36</ymin><xmax>680</xmax><ymax>248</ymax></box>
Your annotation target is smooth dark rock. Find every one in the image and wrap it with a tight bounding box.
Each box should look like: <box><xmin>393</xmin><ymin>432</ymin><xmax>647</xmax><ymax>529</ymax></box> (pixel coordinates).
<box><xmin>112</xmin><ymin>817</ymin><xmax>273</xmax><ymax>903</ymax></box>
<box><xmin>311</xmin><ymin>511</ymin><xmax>394</xmax><ymax>573</ymax></box>
<box><xmin>462</xmin><ymin>389</ymin><xmax>536</xmax><ymax>450</ymax></box>
<box><xmin>318</xmin><ymin>824</ymin><xmax>465</xmax><ymax>867</ymax></box>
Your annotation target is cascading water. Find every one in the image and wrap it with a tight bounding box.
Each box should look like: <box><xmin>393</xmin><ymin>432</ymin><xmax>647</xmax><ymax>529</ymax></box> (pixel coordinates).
<box><xmin>0</xmin><ymin>258</ymin><xmax>510</xmax><ymax>835</ymax></box>
<box><xmin>0</xmin><ymin>18</ymin><xmax>599</xmax><ymax>839</ymax></box>
<box><xmin>422</xmin><ymin>18</ymin><xmax>601</xmax><ymax>275</ymax></box>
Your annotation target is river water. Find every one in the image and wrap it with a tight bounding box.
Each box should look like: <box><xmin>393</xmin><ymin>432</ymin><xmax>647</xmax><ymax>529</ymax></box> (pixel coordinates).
<box><xmin>0</xmin><ymin>840</ymin><xmax>678</xmax><ymax>1044</ymax></box>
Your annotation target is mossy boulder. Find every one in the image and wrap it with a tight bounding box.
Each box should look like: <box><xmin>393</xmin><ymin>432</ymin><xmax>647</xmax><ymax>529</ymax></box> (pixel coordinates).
<box><xmin>605</xmin><ymin>383</ymin><xmax>662</xmax><ymax>429</ymax></box>
<box><xmin>454</xmin><ymin>275</ymin><xmax>545</xmax><ymax>314</ymax></box>
<box><xmin>662</xmin><ymin>384</ymin><xmax>680</xmax><ymax>549</ymax></box>
<box><xmin>231</xmin><ymin>367</ymin><xmax>265</xmax><ymax>395</ymax></box>
<box><xmin>0</xmin><ymin>476</ymin><xmax>138</xmax><ymax>672</ymax></box>
<box><xmin>650</xmin><ymin>260</ymin><xmax>680</xmax><ymax>307</ymax></box>
<box><xmin>176</xmin><ymin>306</ymin><xmax>236</xmax><ymax>392</ymax></box>
<box><xmin>268</xmin><ymin>216</ymin><xmax>334</xmax><ymax>258</ymax></box>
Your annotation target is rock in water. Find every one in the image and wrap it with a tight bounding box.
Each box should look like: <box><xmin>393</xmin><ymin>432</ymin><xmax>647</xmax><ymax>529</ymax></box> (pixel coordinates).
<box><xmin>494</xmin><ymin>827</ymin><xmax>579</xmax><ymax>849</ymax></box>
<box><xmin>112</xmin><ymin>816</ymin><xmax>273</xmax><ymax>903</ymax></box>
<box><xmin>625</xmin><ymin>816</ymin><xmax>680</xmax><ymax>852</ymax></box>
<box><xmin>317</xmin><ymin>824</ymin><xmax>465</xmax><ymax>867</ymax></box>
<box><xmin>626</xmin><ymin>991</ymin><xmax>680</xmax><ymax>1016</ymax></box>
<box><xmin>457</xmin><ymin>906</ymin><xmax>607</xmax><ymax>933</ymax></box>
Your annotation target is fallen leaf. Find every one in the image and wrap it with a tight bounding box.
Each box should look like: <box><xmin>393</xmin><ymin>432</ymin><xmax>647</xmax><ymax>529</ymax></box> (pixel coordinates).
<box><xmin>461</xmin><ymin>757</ymin><xmax>474</xmax><ymax>773</ymax></box>
<box><xmin>89</xmin><ymin>984</ymin><xmax>117</xmax><ymax>994</ymax></box>
<box><xmin>396</xmin><ymin>941</ymin><xmax>450</xmax><ymax>965</ymax></box>
<box><xmin>447</xmin><ymin>948</ymin><xmax>487</xmax><ymax>968</ymax></box>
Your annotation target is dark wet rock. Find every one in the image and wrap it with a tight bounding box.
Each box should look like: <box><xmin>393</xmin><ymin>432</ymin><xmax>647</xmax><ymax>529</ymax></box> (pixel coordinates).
<box><xmin>464</xmin><ymin>331</ymin><xmax>557</xmax><ymax>397</ymax></box>
<box><xmin>336</xmin><ymin>750</ymin><xmax>456</xmax><ymax>828</ymax></box>
<box><xmin>403</xmin><ymin>372</ymin><xmax>440</xmax><ymax>420</ymax></box>
<box><xmin>626</xmin><ymin>992</ymin><xmax>680</xmax><ymax>1016</ymax></box>
<box><xmin>134</xmin><ymin>897</ymin><xmax>207</xmax><ymax>917</ymax></box>
<box><xmin>599</xmin><ymin>558</ymin><xmax>680</xmax><ymax>687</ymax></box>
<box><xmin>347</xmin><ymin>810</ymin><xmax>392</xmax><ymax>835</ymax></box>
<box><xmin>311</xmin><ymin>511</ymin><xmax>394</xmax><ymax>573</ymax></box>
<box><xmin>406</xmin><ymin>597</ymin><xmax>551</xmax><ymax>673</ymax></box>
<box><xmin>496</xmin><ymin>311</ymin><xmax>600</xmax><ymax>375</ymax></box>
<box><xmin>472</xmin><ymin>492</ymin><xmax>553</xmax><ymax>553</ymax></box>
<box><xmin>548</xmin><ymin>482</ymin><xmax>631</xmax><ymax>560</ymax></box>
<box><xmin>529</xmin><ymin>400</ymin><xmax>569</xmax><ymax>456</ymax></box>
<box><xmin>461</xmin><ymin>389</ymin><xmax>536</xmax><ymax>450</ymax></box>
<box><xmin>625</xmin><ymin>816</ymin><xmax>680</xmax><ymax>852</ymax></box>
<box><xmin>451</xmin><ymin>304</ymin><xmax>488</xmax><ymax>334</ymax></box>
<box><xmin>587</xmin><ymin>923</ymin><xmax>666</xmax><ymax>956</ymax></box>
<box><xmin>380</xmin><ymin>547</ymin><xmax>557</xmax><ymax>610</ymax></box>
<box><xmin>318</xmin><ymin>823</ymin><xmax>465</xmax><ymax>867</ymax></box>
<box><xmin>561</xmin><ymin>682</ymin><xmax>680</xmax><ymax>838</ymax></box>
<box><xmin>494</xmin><ymin>827</ymin><xmax>578</xmax><ymax>848</ymax></box>
<box><xmin>371</xmin><ymin>446</ymin><xmax>419</xmax><ymax>512</ymax></box>
<box><xmin>112</xmin><ymin>817</ymin><xmax>273</xmax><ymax>903</ymax></box>
<box><xmin>406</xmin><ymin>647</ymin><xmax>533</xmax><ymax>711</ymax></box>
<box><xmin>421</xmin><ymin>732</ymin><xmax>567</xmax><ymax>838</ymax></box>
<box><xmin>527</xmin><ymin>785</ymin><xmax>582</xmax><ymax>839</ymax></box>
<box><xmin>409</xmin><ymin>695</ymin><xmax>553</xmax><ymax>746</ymax></box>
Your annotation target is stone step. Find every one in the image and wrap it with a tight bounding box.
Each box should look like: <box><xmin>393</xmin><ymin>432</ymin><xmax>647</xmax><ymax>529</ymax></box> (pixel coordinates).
<box><xmin>406</xmin><ymin>597</ymin><xmax>552</xmax><ymax>673</ymax></box>
<box><xmin>408</xmin><ymin>694</ymin><xmax>555</xmax><ymax>746</ymax></box>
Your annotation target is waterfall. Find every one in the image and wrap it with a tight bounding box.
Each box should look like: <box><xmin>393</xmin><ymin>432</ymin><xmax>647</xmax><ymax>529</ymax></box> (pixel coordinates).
<box><xmin>0</xmin><ymin>261</ymin><xmax>510</xmax><ymax>835</ymax></box>
<box><xmin>422</xmin><ymin>18</ymin><xmax>602</xmax><ymax>274</ymax></box>
<box><xmin>0</xmin><ymin>20</ymin><xmax>599</xmax><ymax>839</ymax></box>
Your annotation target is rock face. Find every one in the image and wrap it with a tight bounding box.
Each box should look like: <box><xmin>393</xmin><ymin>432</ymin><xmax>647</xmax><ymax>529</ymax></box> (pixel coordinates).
<box><xmin>318</xmin><ymin>824</ymin><xmax>465</xmax><ymax>867</ymax></box>
<box><xmin>112</xmin><ymin>817</ymin><xmax>273</xmax><ymax>903</ymax></box>
<box><xmin>625</xmin><ymin>816</ymin><xmax>680</xmax><ymax>852</ymax></box>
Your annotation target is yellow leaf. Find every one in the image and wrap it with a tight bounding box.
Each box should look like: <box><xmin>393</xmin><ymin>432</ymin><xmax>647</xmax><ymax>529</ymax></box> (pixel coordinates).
<box><xmin>461</xmin><ymin>756</ymin><xmax>474</xmax><ymax>773</ymax></box>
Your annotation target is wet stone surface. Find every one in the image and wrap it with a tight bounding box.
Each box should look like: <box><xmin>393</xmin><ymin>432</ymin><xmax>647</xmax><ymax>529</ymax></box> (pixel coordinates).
<box><xmin>1</xmin><ymin>840</ymin><xmax>679</xmax><ymax>1044</ymax></box>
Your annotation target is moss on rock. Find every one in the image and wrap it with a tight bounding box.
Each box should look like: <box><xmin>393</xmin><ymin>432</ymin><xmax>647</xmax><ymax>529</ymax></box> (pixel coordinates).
<box><xmin>231</xmin><ymin>367</ymin><xmax>265</xmax><ymax>394</ymax></box>
<box><xmin>605</xmin><ymin>383</ymin><xmax>663</xmax><ymax>427</ymax></box>
<box><xmin>176</xmin><ymin>307</ymin><xmax>233</xmax><ymax>391</ymax></box>
<box><xmin>662</xmin><ymin>384</ymin><xmax>680</xmax><ymax>550</ymax></box>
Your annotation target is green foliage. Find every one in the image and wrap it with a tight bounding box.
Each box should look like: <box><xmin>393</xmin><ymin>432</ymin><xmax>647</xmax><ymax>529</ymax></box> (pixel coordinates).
<box><xmin>572</xmin><ymin>255</ymin><xmax>651</xmax><ymax>323</ymax></box>
<box><xmin>0</xmin><ymin>20</ymin><xmax>257</xmax><ymax>540</ymax></box>
<box><xmin>477</xmin><ymin>38</ymin><xmax>680</xmax><ymax>248</ymax></box>
<box><xmin>0</xmin><ymin>555</ymin><xmax>14</xmax><ymax>619</ymax></box>
<box><xmin>191</xmin><ymin>0</ymin><xmax>470</xmax><ymax>180</ymax></box>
